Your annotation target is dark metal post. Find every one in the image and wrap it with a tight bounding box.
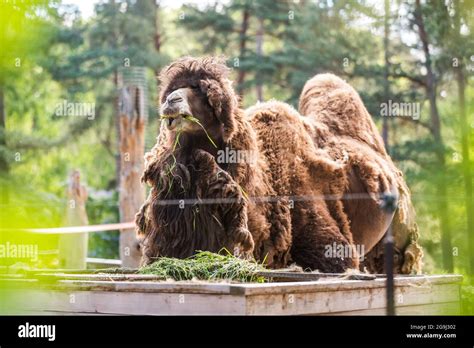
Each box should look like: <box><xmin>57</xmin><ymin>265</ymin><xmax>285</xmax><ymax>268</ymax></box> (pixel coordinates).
<box><xmin>381</xmin><ymin>193</ymin><xmax>397</xmax><ymax>316</ymax></box>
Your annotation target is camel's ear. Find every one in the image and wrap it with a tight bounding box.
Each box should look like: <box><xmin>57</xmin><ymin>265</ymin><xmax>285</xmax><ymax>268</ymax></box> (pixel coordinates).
<box><xmin>199</xmin><ymin>79</ymin><xmax>236</xmax><ymax>141</ymax></box>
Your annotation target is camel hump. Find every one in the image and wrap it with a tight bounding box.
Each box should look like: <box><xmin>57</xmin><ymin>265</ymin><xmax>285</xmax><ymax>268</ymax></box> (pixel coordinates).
<box><xmin>298</xmin><ymin>73</ymin><xmax>350</xmax><ymax>114</ymax></box>
<box><xmin>298</xmin><ymin>73</ymin><xmax>386</xmax><ymax>154</ymax></box>
<box><xmin>245</xmin><ymin>100</ymin><xmax>302</xmax><ymax>124</ymax></box>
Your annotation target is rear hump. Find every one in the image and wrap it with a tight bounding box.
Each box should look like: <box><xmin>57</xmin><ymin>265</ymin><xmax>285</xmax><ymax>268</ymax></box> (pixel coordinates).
<box><xmin>298</xmin><ymin>73</ymin><xmax>385</xmax><ymax>154</ymax></box>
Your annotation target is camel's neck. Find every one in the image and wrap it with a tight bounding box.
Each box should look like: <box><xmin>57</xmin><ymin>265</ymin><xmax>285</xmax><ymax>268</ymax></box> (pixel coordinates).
<box><xmin>163</xmin><ymin>108</ymin><xmax>258</xmax><ymax>182</ymax></box>
<box><xmin>167</xmin><ymin>110</ymin><xmax>245</xmax><ymax>164</ymax></box>
<box><xmin>169</xmin><ymin>131</ymin><xmax>220</xmax><ymax>159</ymax></box>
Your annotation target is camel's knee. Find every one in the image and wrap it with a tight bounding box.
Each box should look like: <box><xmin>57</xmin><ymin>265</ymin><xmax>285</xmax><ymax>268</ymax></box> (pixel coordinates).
<box><xmin>400</xmin><ymin>242</ymin><xmax>423</xmax><ymax>274</ymax></box>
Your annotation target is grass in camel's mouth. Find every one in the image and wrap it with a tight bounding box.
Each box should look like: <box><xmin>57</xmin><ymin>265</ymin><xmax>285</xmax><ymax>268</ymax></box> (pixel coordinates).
<box><xmin>161</xmin><ymin>114</ymin><xmax>184</xmax><ymax>128</ymax></box>
<box><xmin>160</xmin><ymin>114</ymin><xmax>218</xmax><ymax>149</ymax></box>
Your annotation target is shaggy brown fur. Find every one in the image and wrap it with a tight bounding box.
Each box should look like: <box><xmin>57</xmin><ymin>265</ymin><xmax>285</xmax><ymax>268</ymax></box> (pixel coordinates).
<box><xmin>298</xmin><ymin>73</ymin><xmax>423</xmax><ymax>273</ymax></box>
<box><xmin>136</xmin><ymin>56</ymin><xmax>422</xmax><ymax>273</ymax></box>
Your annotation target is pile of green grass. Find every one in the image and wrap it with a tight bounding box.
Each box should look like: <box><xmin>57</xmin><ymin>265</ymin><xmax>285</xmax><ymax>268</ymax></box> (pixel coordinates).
<box><xmin>139</xmin><ymin>250</ymin><xmax>266</xmax><ymax>283</ymax></box>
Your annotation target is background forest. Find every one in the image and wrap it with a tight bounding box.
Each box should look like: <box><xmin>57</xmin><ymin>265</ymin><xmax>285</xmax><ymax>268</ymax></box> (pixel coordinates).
<box><xmin>0</xmin><ymin>0</ymin><xmax>473</xmax><ymax>310</ymax></box>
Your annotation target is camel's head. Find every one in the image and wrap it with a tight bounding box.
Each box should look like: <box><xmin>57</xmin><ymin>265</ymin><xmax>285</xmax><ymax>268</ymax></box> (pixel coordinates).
<box><xmin>160</xmin><ymin>87</ymin><xmax>214</xmax><ymax>134</ymax></box>
<box><xmin>158</xmin><ymin>56</ymin><xmax>239</xmax><ymax>142</ymax></box>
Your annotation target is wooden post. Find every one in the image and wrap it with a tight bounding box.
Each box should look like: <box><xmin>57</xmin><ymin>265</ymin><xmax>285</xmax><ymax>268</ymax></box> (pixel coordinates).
<box><xmin>58</xmin><ymin>170</ymin><xmax>89</xmax><ymax>269</ymax></box>
<box><xmin>117</xmin><ymin>70</ymin><xmax>147</xmax><ymax>267</ymax></box>
<box><xmin>381</xmin><ymin>193</ymin><xmax>397</xmax><ymax>316</ymax></box>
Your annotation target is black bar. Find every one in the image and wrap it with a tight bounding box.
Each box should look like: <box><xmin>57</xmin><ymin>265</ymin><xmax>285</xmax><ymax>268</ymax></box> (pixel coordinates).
<box><xmin>385</xmin><ymin>224</ymin><xmax>395</xmax><ymax>315</ymax></box>
<box><xmin>381</xmin><ymin>193</ymin><xmax>398</xmax><ymax>316</ymax></box>
<box><xmin>0</xmin><ymin>316</ymin><xmax>472</xmax><ymax>346</ymax></box>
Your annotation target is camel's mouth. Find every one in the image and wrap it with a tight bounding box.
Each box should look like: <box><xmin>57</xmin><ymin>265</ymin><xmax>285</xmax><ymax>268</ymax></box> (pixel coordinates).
<box><xmin>161</xmin><ymin>113</ymin><xmax>191</xmax><ymax>131</ymax></box>
<box><xmin>160</xmin><ymin>113</ymin><xmax>217</xmax><ymax>148</ymax></box>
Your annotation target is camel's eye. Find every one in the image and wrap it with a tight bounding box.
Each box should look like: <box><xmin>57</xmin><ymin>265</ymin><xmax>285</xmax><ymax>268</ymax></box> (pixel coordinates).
<box><xmin>168</xmin><ymin>97</ymin><xmax>183</xmax><ymax>104</ymax></box>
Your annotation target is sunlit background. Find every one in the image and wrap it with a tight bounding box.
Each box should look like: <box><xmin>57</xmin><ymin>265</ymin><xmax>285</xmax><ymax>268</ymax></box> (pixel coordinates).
<box><xmin>0</xmin><ymin>0</ymin><xmax>473</xmax><ymax>313</ymax></box>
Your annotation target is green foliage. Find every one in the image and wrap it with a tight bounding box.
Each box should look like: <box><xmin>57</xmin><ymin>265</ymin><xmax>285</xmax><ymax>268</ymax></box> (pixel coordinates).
<box><xmin>0</xmin><ymin>175</ymin><xmax>63</xmax><ymax>268</ymax></box>
<box><xmin>461</xmin><ymin>277</ymin><xmax>474</xmax><ymax>315</ymax></box>
<box><xmin>1</xmin><ymin>0</ymin><xmax>163</xmax><ymax>260</ymax></box>
<box><xmin>86</xmin><ymin>190</ymin><xmax>120</xmax><ymax>260</ymax></box>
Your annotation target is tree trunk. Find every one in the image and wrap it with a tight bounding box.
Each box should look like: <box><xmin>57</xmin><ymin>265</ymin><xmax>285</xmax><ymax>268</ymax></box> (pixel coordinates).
<box><xmin>59</xmin><ymin>170</ymin><xmax>89</xmax><ymax>269</ymax></box>
<box><xmin>153</xmin><ymin>0</ymin><xmax>161</xmax><ymax>77</ymax></box>
<box><xmin>112</xmin><ymin>0</ymin><xmax>121</xmax><ymax>189</ymax></box>
<box><xmin>118</xmin><ymin>83</ymin><xmax>146</xmax><ymax>267</ymax></box>
<box><xmin>415</xmin><ymin>0</ymin><xmax>453</xmax><ymax>272</ymax></box>
<box><xmin>237</xmin><ymin>7</ymin><xmax>250</xmax><ymax>97</ymax></box>
<box><xmin>256</xmin><ymin>17</ymin><xmax>264</xmax><ymax>102</ymax></box>
<box><xmin>114</xmin><ymin>70</ymin><xmax>122</xmax><ymax>191</ymax></box>
<box><xmin>382</xmin><ymin>0</ymin><xmax>390</xmax><ymax>151</ymax></box>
